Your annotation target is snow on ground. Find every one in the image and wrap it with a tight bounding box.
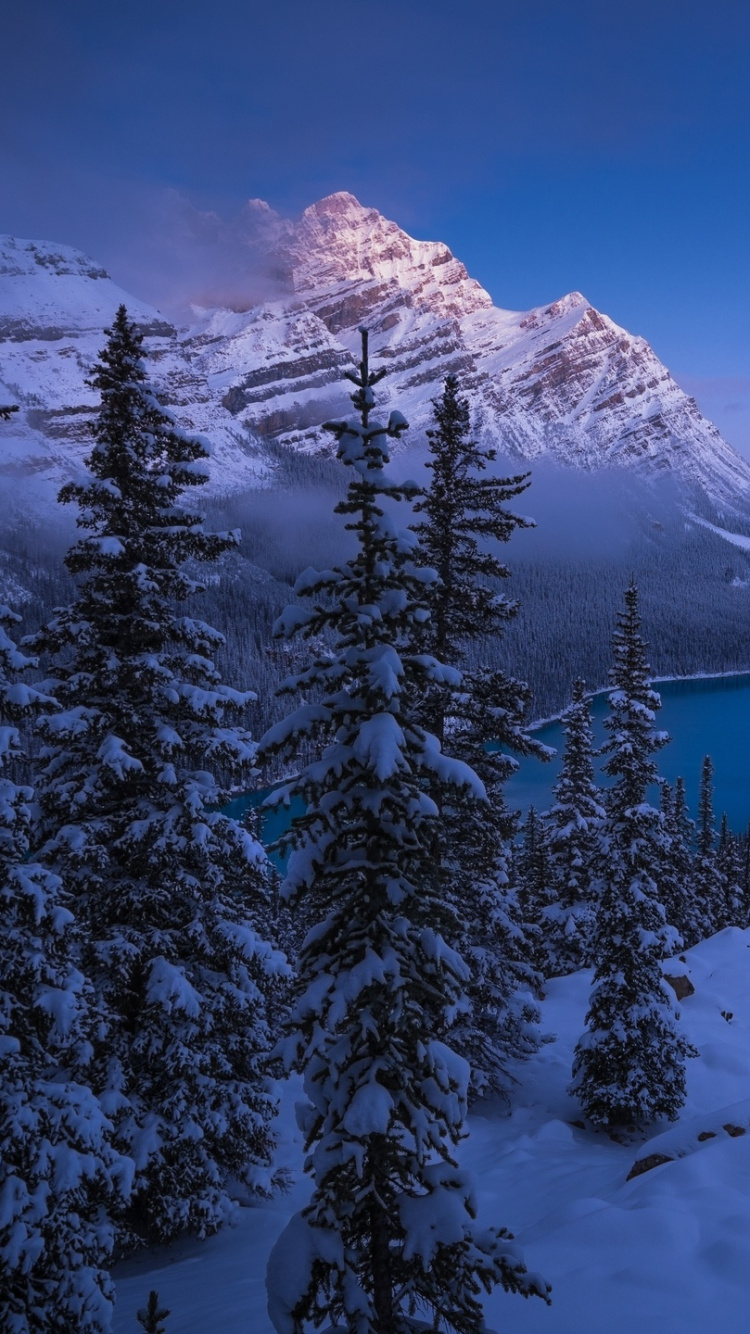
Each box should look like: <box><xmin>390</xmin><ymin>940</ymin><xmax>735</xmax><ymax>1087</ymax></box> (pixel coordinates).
<box><xmin>112</xmin><ymin>928</ymin><xmax>750</xmax><ymax>1333</ymax></box>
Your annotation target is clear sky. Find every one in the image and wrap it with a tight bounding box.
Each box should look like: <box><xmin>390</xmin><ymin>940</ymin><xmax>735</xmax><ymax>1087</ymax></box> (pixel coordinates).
<box><xmin>3</xmin><ymin>0</ymin><xmax>749</xmax><ymax>451</ymax></box>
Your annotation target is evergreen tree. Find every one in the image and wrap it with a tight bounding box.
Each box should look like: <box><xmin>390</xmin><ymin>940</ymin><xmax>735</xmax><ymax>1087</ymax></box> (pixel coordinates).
<box><xmin>263</xmin><ymin>334</ymin><xmax>549</xmax><ymax>1334</ymax></box>
<box><xmin>543</xmin><ymin>679</ymin><xmax>604</xmax><ymax>974</ymax></box>
<box><xmin>137</xmin><ymin>1291</ymin><xmax>170</xmax><ymax>1334</ymax></box>
<box><xmin>692</xmin><ymin>756</ymin><xmax>725</xmax><ymax>938</ymax></box>
<box><xmin>516</xmin><ymin>807</ymin><xmax>551</xmax><ymax>933</ymax></box>
<box><xmin>440</xmin><ymin>671</ymin><xmax>547</xmax><ymax>1099</ymax></box>
<box><xmin>571</xmin><ymin>583</ymin><xmax>688</xmax><ymax>1128</ymax></box>
<box><xmin>32</xmin><ymin>307</ymin><xmax>282</xmax><ymax>1247</ymax></box>
<box><xmin>0</xmin><ymin>606</ymin><xmax>126</xmax><ymax>1332</ymax></box>
<box><xmin>717</xmin><ymin>812</ymin><xmax>745</xmax><ymax>929</ymax></box>
<box><xmin>411</xmin><ymin>373</ymin><xmax>548</xmax><ymax>1098</ymax></box>
<box><xmin>659</xmin><ymin>776</ymin><xmax>698</xmax><ymax>945</ymax></box>
<box><xmin>741</xmin><ymin>819</ymin><xmax>750</xmax><ymax>922</ymax></box>
<box><xmin>411</xmin><ymin>372</ymin><xmax>532</xmax><ymax>674</ymax></box>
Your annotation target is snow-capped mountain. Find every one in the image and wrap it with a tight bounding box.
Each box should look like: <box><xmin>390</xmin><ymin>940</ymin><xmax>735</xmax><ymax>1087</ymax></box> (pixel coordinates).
<box><xmin>0</xmin><ymin>235</ymin><xmax>269</xmax><ymax>517</ymax></box>
<box><xmin>2</xmin><ymin>194</ymin><xmax>749</xmax><ymax>515</ymax></box>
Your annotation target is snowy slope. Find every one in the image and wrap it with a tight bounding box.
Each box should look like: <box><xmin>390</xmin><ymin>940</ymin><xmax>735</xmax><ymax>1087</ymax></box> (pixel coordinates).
<box><xmin>111</xmin><ymin>927</ymin><xmax>750</xmax><ymax>1334</ymax></box>
<box><xmin>2</xmin><ymin>198</ymin><xmax>750</xmax><ymax>519</ymax></box>
<box><xmin>0</xmin><ymin>236</ymin><xmax>268</xmax><ymax>518</ymax></box>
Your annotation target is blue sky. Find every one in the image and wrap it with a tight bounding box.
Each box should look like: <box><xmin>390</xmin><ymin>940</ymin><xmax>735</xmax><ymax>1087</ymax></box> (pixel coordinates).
<box><xmin>3</xmin><ymin>0</ymin><xmax>749</xmax><ymax>450</ymax></box>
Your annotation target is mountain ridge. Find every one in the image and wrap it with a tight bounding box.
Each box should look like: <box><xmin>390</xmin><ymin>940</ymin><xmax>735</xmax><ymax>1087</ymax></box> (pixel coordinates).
<box><xmin>1</xmin><ymin>195</ymin><xmax>749</xmax><ymax>514</ymax></box>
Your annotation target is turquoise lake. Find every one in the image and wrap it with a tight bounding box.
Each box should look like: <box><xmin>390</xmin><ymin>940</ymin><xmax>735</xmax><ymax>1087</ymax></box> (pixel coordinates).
<box><xmin>511</xmin><ymin>674</ymin><xmax>750</xmax><ymax>831</ymax></box>
<box><xmin>225</xmin><ymin>674</ymin><xmax>750</xmax><ymax>848</ymax></box>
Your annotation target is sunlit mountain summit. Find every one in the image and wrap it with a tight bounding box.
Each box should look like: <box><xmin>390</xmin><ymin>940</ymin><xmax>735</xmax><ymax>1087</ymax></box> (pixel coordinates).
<box><xmin>2</xmin><ymin>192</ymin><xmax>749</xmax><ymax>512</ymax></box>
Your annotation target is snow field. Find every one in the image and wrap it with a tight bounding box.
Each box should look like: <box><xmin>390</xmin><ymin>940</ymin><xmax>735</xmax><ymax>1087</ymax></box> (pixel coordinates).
<box><xmin>112</xmin><ymin>927</ymin><xmax>750</xmax><ymax>1333</ymax></box>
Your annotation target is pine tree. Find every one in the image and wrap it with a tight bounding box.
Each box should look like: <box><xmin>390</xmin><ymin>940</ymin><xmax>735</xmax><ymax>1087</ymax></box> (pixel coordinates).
<box><xmin>263</xmin><ymin>334</ymin><xmax>549</xmax><ymax>1334</ymax></box>
<box><xmin>516</xmin><ymin>807</ymin><xmax>551</xmax><ymax>932</ymax></box>
<box><xmin>659</xmin><ymin>776</ymin><xmax>698</xmax><ymax>945</ymax></box>
<box><xmin>692</xmin><ymin>756</ymin><xmax>725</xmax><ymax>938</ymax></box>
<box><xmin>137</xmin><ymin>1291</ymin><xmax>170</xmax><ymax>1334</ymax></box>
<box><xmin>440</xmin><ymin>672</ymin><xmax>547</xmax><ymax>1099</ymax></box>
<box><xmin>543</xmin><ymin>679</ymin><xmax>604</xmax><ymax>974</ymax></box>
<box><xmin>571</xmin><ymin>583</ymin><xmax>688</xmax><ymax>1128</ymax></box>
<box><xmin>0</xmin><ymin>606</ymin><xmax>126</xmax><ymax>1332</ymax></box>
<box><xmin>411</xmin><ymin>373</ymin><xmax>533</xmax><ymax>674</ymax></box>
<box><xmin>741</xmin><ymin>820</ymin><xmax>750</xmax><ymax>923</ymax></box>
<box><xmin>31</xmin><ymin>306</ymin><xmax>282</xmax><ymax>1247</ymax></box>
<box><xmin>717</xmin><ymin>812</ymin><xmax>745</xmax><ymax>929</ymax></box>
<box><xmin>410</xmin><ymin>373</ymin><xmax>548</xmax><ymax>1098</ymax></box>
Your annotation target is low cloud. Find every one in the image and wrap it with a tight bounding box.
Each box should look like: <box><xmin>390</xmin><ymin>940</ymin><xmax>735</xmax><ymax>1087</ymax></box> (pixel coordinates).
<box><xmin>99</xmin><ymin>189</ymin><xmax>294</xmax><ymax>322</ymax></box>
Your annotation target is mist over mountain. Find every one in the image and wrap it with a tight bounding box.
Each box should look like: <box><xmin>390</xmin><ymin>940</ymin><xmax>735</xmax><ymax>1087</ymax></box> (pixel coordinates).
<box><xmin>3</xmin><ymin>191</ymin><xmax>750</xmax><ymax>720</ymax></box>
<box><xmin>3</xmin><ymin>191</ymin><xmax>750</xmax><ymax>515</ymax></box>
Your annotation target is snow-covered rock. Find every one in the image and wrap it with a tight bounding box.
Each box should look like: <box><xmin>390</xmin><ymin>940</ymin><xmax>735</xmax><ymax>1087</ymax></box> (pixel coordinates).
<box><xmin>0</xmin><ymin>235</ymin><xmax>268</xmax><ymax>519</ymax></box>
<box><xmin>187</xmin><ymin>192</ymin><xmax>750</xmax><ymax>508</ymax></box>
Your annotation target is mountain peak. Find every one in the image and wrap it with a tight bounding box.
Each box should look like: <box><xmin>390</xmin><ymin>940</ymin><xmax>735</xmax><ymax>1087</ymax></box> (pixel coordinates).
<box><xmin>288</xmin><ymin>194</ymin><xmax>492</xmax><ymax>326</ymax></box>
<box><xmin>0</xmin><ymin>234</ymin><xmax>110</xmax><ymax>281</ymax></box>
<box><xmin>2</xmin><ymin>195</ymin><xmax>749</xmax><ymax>512</ymax></box>
<box><xmin>302</xmin><ymin>191</ymin><xmax>367</xmax><ymax>219</ymax></box>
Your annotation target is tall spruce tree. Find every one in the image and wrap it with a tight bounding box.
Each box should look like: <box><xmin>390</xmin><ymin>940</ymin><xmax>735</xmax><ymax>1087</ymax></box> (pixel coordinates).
<box><xmin>31</xmin><ymin>306</ymin><xmax>282</xmax><ymax>1247</ymax></box>
<box><xmin>263</xmin><ymin>334</ymin><xmax>549</xmax><ymax>1334</ymax></box>
<box><xmin>411</xmin><ymin>373</ymin><xmax>549</xmax><ymax>1098</ymax></box>
<box><xmin>438</xmin><ymin>671</ymin><xmax>548</xmax><ymax>1099</ymax></box>
<box><xmin>571</xmin><ymin>583</ymin><xmax>688</xmax><ymax>1128</ymax></box>
<box><xmin>717</xmin><ymin>812</ymin><xmax>745</xmax><ymax>929</ymax></box>
<box><xmin>515</xmin><ymin>806</ymin><xmax>550</xmax><ymax>932</ymax></box>
<box><xmin>411</xmin><ymin>373</ymin><xmax>533</xmax><ymax>673</ymax></box>
<box><xmin>692</xmin><ymin>755</ymin><xmax>725</xmax><ymax>938</ymax></box>
<box><xmin>741</xmin><ymin>820</ymin><xmax>750</xmax><ymax>922</ymax></box>
<box><xmin>544</xmin><ymin>679</ymin><xmax>604</xmax><ymax>975</ymax></box>
<box><xmin>0</xmin><ymin>606</ymin><xmax>126</xmax><ymax>1332</ymax></box>
<box><xmin>659</xmin><ymin>776</ymin><xmax>698</xmax><ymax>945</ymax></box>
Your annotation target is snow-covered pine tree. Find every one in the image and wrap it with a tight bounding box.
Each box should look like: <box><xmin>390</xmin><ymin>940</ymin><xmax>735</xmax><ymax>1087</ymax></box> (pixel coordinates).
<box><xmin>438</xmin><ymin>669</ymin><xmax>547</xmax><ymax>1099</ymax></box>
<box><xmin>411</xmin><ymin>372</ymin><xmax>533</xmax><ymax>673</ymax></box>
<box><xmin>740</xmin><ymin>820</ymin><xmax>750</xmax><ymax>924</ymax></box>
<box><xmin>717</xmin><ymin>812</ymin><xmax>745</xmax><ymax>929</ymax></box>
<box><xmin>0</xmin><ymin>605</ymin><xmax>127</xmax><ymax>1333</ymax></box>
<box><xmin>571</xmin><ymin>582</ymin><xmax>688</xmax><ymax>1128</ymax></box>
<box><xmin>516</xmin><ymin>806</ymin><xmax>551</xmax><ymax>937</ymax></box>
<box><xmin>263</xmin><ymin>333</ymin><xmax>549</xmax><ymax>1334</ymax></box>
<box><xmin>410</xmin><ymin>372</ymin><xmax>548</xmax><ymax>1098</ymax></box>
<box><xmin>31</xmin><ymin>306</ymin><xmax>283</xmax><ymax>1247</ymax></box>
<box><xmin>692</xmin><ymin>755</ymin><xmax>726</xmax><ymax>938</ymax></box>
<box><xmin>659</xmin><ymin>776</ymin><xmax>699</xmax><ymax>945</ymax></box>
<box><xmin>543</xmin><ymin>679</ymin><xmax>605</xmax><ymax>975</ymax></box>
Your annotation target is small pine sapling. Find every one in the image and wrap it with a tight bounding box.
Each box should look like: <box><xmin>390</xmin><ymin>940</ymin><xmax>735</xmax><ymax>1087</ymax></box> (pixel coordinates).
<box><xmin>137</xmin><ymin>1291</ymin><xmax>170</xmax><ymax>1334</ymax></box>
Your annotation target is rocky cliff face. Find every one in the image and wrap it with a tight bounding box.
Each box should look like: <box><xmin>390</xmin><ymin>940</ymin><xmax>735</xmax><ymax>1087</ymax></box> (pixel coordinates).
<box><xmin>0</xmin><ymin>235</ymin><xmax>269</xmax><ymax>518</ymax></box>
<box><xmin>2</xmin><ymin>195</ymin><xmax>749</xmax><ymax>516</ymax></box>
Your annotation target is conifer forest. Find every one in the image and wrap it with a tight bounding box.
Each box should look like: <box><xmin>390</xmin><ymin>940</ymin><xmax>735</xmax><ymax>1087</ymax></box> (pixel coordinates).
<box><xmin>4</xmin><ymin>310</ymin><xmax>750</xmax><ymax>1334</ymax></box>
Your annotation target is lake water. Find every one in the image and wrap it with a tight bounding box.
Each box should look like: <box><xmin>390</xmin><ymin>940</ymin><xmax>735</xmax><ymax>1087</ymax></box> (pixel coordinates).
<box><xmin>511</xmin><ymin>674</ymin><xmax>750</xmax><ymax>831</ymax></box>
<box><xmin>225</xmin><ymin>674</ymin><xmax>750</xmax><ymax>849</ymax></box>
